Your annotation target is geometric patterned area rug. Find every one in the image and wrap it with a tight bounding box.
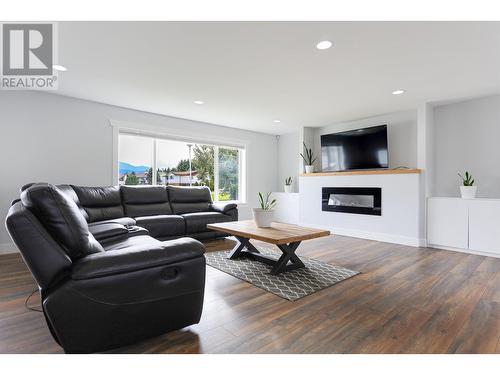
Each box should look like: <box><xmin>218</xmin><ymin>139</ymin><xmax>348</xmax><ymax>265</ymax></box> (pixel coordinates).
<box><xmin>205</xmin><ymin>247</ymin><xmax>360</xmax><ymax>301</ymax></box>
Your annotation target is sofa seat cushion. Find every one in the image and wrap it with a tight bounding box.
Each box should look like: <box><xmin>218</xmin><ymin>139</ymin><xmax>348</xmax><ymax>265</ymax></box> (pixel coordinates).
<box><xmin>121</xmin><ymin>186</ymin><xmax>172</xmax><ymax>217</ymax></box>
<box><xmin>102</xmin><ymin>234</ymin><xmax>163</xmax><ymax>252</ymax></box>
<box><xmin>73</xmin><ymin>237</ymin><xmax>205</xmax><ymax>279</ymax></box>
<box><xmin>134</xmin><ymin>215</ymin><xmax>186</xmax><ymax>238</ymax></box>
<box><xmin>182</xmin><ymin>212</ymin><xmax>232</xmax><ymax>234</ymax></box>
<box><xmin>88</xmin><ymin>217</ymin><xmax>136</xmax><ymax>227</ymax></box>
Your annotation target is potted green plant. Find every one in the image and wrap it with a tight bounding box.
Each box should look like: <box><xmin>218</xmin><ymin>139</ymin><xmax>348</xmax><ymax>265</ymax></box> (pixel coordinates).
<box><xmin>284</xmin><ymin>176</ymin><xmax>293</xmax><ymax>193</ymax></box>
<box><xmin>458</xmin><ymin>171</ymin><xmax>477</xmax><ymax>199</ymax></box>
<box><xmin>252</xmin><ymin>192</ymin><xmax>277</xmax><ymax>228</ymax></box>
<box><xmin>300</xmin><ymin>142</ymin><xmax>317</xmax><ymax>174</ymax></box>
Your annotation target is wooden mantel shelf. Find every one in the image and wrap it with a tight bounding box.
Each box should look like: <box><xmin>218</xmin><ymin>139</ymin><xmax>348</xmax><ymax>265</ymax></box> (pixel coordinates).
<box><xmin>300</xmin><ymin>168</ymin><xmax>421</xmax><ymax>177</ymax></box>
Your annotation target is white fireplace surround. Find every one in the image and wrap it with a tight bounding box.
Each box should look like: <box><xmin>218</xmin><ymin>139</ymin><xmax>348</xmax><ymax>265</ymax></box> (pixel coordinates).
<box><xmin>274</xmin><ymin>171</ymin><xmax>424</xmax><ymax>247</ymax></box>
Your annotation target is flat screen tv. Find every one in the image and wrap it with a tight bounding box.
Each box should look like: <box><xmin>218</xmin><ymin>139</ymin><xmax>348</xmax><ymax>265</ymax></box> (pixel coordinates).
<box><xmin>321</xmin><ymin>124</ymin><xmax>388</xmax><ymax>172</ymax></box>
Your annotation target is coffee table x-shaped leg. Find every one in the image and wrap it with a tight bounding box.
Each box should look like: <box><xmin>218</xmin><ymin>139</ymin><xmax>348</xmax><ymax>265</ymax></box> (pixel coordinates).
<box><xmin>227</xmin><ymin>236</ymin><xmax>305</xmax><ymax>275</ymax></box>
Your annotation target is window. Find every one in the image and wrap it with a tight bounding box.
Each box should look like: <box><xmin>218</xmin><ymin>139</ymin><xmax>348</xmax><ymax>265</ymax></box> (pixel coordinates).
<box><xmin>118</xmin><ymin>134</ymin><xmax>154</xmax><ymax>185</ymax></box>
<box><xmin>218</xmin><ymin>147</ymin><xmax>240</xmax><ymax>201</ymax></box>
<box><xmin>118</xmin><ymin>132</ymin><xmax>245</xmax><ymax>202</ymax></box>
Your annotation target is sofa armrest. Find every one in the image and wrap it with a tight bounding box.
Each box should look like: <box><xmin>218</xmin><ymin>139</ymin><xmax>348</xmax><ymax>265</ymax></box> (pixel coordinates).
<box><xmin>210</xmin><ymin>202</ymin><xmax>237</xmax><ymax>213</ymax></box>
<box><xmin>71</xmin><ymin>237</ymin><xmax>205</xmax><ymax>280</ymax></box>
<box><xmin>88</xmin><ymin>222</ymin><xmax>129</xmax><ymax>241</ymax></box>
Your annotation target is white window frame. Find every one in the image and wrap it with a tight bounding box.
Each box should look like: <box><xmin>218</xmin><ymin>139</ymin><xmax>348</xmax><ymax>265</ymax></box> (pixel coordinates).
<box><xmin>111</xmin><ymin>119</ymin><xmax>247</xmax><ymax>204</ymax></box>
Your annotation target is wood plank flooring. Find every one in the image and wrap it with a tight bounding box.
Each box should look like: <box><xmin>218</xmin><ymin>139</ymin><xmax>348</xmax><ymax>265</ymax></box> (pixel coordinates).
<box><xmin>0</xmin><ymin>235</ymin><xmax>499</xmax><ymax>354</ymax></box>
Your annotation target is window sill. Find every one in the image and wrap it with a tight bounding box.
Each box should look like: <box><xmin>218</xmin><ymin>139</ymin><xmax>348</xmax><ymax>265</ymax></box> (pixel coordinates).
<box><xmin>215</xmin><ymin>201</ymin><xmax>247</xmax><ymax>206</ymax></box>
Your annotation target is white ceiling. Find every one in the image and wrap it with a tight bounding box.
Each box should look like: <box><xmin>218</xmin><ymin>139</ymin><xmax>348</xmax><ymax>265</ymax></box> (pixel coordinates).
<box><xmin>57</xmin><ymin>21</ymin><xmax>500</xmax><ymax>135</ymax></box>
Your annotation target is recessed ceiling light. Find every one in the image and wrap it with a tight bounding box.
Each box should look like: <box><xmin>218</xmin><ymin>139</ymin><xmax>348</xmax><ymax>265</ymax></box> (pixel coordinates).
<box><xmin>316</xmin><ymin>40</ymin><xmax>333</xmax><ymax>50</ymax></box>
<box><xmin>392</xmin><ymin>89</ymin><xmax>405</xmax><ymax>95</ymax></box>
<box><xmin>193</xmin><ymin>100</ymin><xmax>204</xmax><ymax>105</ymax></box>
<box><xmin>273</xmin><ymin>120</ymin><xmax>281</xmax><ymax>123</ymax></box>
<box><xmin>53</xmin><ymin>64</ymin><xmax>67</xmax><ymax>72</ymax></box>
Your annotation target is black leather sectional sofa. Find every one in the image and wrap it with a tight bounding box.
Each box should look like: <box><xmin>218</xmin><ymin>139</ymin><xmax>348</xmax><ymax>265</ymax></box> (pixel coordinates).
<box><xmin>63</xmin><ymin>184</ymin><xmax>238</xmax><ymax>241</ymax></box>
<box><xmin>4</xmin><ymin>183</ymin><xmax>238</xmax><ymax>353</ymax></box>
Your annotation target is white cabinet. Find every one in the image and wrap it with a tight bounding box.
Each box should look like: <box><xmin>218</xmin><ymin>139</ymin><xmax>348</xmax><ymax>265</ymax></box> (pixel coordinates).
<box><xmin>469</xmin><ymin>200</ymin><xmax>500</xmax><ymax>256</ymax></box>
<box><xmin>427</xmin><ymin>197</ymin><xmax>500</xmax><ymax>257</ymax></box>
<box><xmin>427</xmin><ymin>198</ymin><xmax>468</xmax><ymax>249</ymax></box>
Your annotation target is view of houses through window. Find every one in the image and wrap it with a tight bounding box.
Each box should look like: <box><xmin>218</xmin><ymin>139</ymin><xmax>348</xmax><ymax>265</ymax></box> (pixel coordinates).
<box><xmin>118</xmin><ymin>133</ymin><xmax>243</xmax><ymax>202</ymax></box>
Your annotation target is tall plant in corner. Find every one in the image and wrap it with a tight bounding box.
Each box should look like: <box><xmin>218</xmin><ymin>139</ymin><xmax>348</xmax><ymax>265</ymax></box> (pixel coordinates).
<box><xmin>458</xmin><ymin>171</ymin><xmax>477</xmax><ymax>199</ymax></box>
<box><xmin>300</xmin><ymin>142</ymin><xmax>317</xmax><ymax>174</ymax></box>
<box><xmin>252</xmin><ymin>192</ymin><xmax>276</xmax><ymax>228</ymax></box>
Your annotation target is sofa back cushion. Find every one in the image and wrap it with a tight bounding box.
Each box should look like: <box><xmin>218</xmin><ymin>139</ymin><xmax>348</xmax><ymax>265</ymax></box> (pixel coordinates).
<box><xmin>167</xmin><ymin>186</ymin><xmax>212</xmax><ymax>214</ymax></box>
<box><xmin>6</xmin><ymin>202</ymin><xmax>73</xmax><ymax>290</ymax></box>
<box><xmin>20</xmin><ymin>183</ymin><xmax>104</xmax><ymax>259</ymax></box>
<box><xmin>71</xmin><ymin>185</ymin><xmax>124</xmax><ymax>223</ymax></box>
<box><xmin>18</xmin><ymin>183</ymin><xmax>90</xmax><ymax>221</ymax></box>
<box><xmin>120</xmin><ymin>186</ymin><xmax>172</xmax><ymax>217</ymax></box>
<box><xmin>57</xmin><ymin>184</ymin><xmax>90</xmax><ymax>221</ymax></box>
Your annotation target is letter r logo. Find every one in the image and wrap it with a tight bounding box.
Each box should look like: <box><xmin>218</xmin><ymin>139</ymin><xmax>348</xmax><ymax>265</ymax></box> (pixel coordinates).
<box><xmin>2</xmin><ymin>24</ymin><xmax>53</xmax><ymax>75</ymax></box>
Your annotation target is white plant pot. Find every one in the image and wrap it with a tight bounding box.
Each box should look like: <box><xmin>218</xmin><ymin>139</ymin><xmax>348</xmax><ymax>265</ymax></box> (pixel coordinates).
<box><xmin>284</xmin><ymin>185</ymin><xmax>293</xmax><ymax>193</ymax></box>
<box><xmin>252</xmin><ymin>208</ymin><xmax>274</xmax><ymax>228</ymax></box>
<box><xmin>460</xmin><ymin>186</ymin><xmax>477</xmax><ymax>199</ymax></box>
<box><xmin>305</xmin><ymin>165</ymin><xmax>314</xmax><ymax>174</ymax></box>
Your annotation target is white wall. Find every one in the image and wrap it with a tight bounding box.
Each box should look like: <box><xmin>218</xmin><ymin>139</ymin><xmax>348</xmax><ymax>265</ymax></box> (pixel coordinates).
<box><xmin>417</xmin><ymin>102</ymin><xmax>435</xmax><ymax>243</ymax></box>
<box><xmin>433</xmin><ymin>95</ymin><xmax>500</xmax><ymax>198</ymax></box>
<box><xmin>0</xmin><ymin>91</ymin><xmax>278</xmax><ymax>251</ymax></box>
<box><xmin>273</xmin><ymin>192</ymin><xmax>300</xmax><ymax>224</ymax></box>
<box><xmin>277</xmin><ymin>132</ymin><xmax>300</xmax><ymax>192</ymax></box>
<box><xmin>313</xmin><ymin>110</ymin><xmax>418</xmax><ymax>171</ymax></box>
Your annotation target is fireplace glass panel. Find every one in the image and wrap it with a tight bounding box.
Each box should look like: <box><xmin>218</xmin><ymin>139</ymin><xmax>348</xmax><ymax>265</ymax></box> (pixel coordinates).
<box><xmin>322</xmin><ymin>187</ymin><xmax>381</xmax><ymax>216</ymax></box>
<box><xmin>328</xmin><ymin>194</ymin><xmax>374</xmax><ymax>208</ymax></box>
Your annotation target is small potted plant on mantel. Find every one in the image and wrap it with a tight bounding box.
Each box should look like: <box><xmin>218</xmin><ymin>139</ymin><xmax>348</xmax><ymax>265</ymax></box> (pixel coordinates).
<box><xmin>300</xmin><ymin>142</ymin><xmax>317</xmax><ymax>174</ymax></box>
<box><xmin>284</xmin><ymin>177</ymin><xmax>293</xmax><ymax>193</ymax></box>
<box><xmin>252</xmin><ymin>192</ymin><xmax>276</xmax><ymax>228</ymax></box>
<box><xmin>458</xmin><ymin>171</ymin><xmax>477</xmax><ymax>199</ymax></box>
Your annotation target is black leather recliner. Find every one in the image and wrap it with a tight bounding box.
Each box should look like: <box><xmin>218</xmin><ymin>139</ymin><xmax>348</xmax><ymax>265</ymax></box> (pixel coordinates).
<box><xmin>5</xmin><ymin>183</ymin><xmax>238</xmax><ymax>353</ymax></box>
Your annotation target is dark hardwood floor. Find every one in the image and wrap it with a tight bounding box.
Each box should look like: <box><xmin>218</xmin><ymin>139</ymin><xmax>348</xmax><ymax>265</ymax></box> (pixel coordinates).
<box><xmin>1</xmin><ymin>235</ymin><xmax>499</xmax><ymax>354</ymax></box>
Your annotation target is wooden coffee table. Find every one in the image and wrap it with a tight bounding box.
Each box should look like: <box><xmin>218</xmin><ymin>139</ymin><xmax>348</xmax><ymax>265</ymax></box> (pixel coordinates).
<box><xmin>207</xmin><ymin>220</ymin><xmax>330</xmax><ymax>275</ymax></box>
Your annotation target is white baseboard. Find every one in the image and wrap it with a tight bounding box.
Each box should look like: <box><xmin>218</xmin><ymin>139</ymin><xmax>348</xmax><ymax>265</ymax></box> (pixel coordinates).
<box><xmin>299</xmin><ymin>222</ymin><xmax>424</xmax><ymax>247</ymax></box>
<box><xmin>0</xmin><ymin>242</ymin><xmax>18</xmax><ymax>254</ymax></box>
<box><xmin>427</xmin><ymin>244</ymin><xmax>500</xmax><ymax>259</ymax></box>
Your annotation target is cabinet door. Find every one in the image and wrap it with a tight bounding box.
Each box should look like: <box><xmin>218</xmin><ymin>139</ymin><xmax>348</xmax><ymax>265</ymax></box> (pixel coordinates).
<box><xmin>427</xmin><ymin>199</ymin><xmax>468</xmax><ymax>249</ymax></box>
<box><xmin>469</xmin><ymin>200</ymin><xmax>500</xmax><ymax>255</ymax></box>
